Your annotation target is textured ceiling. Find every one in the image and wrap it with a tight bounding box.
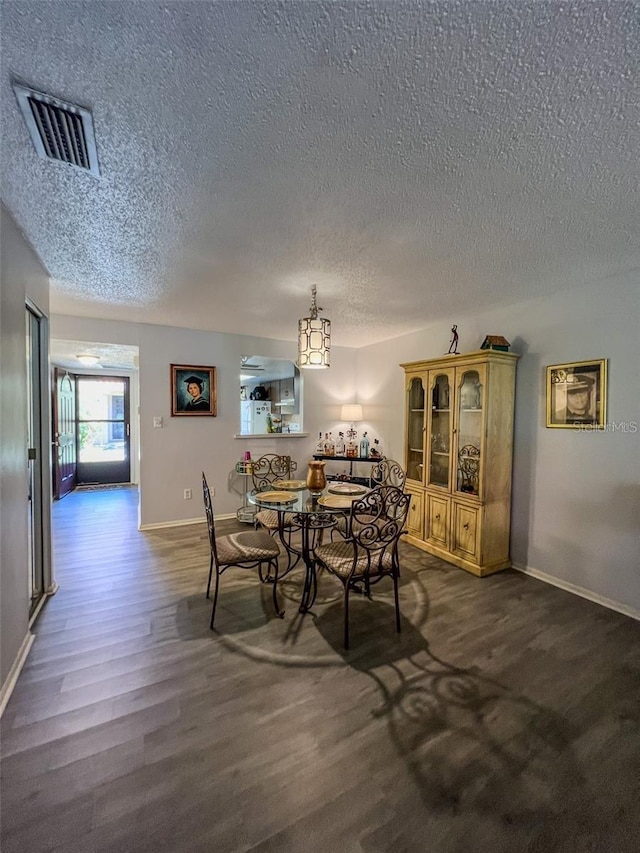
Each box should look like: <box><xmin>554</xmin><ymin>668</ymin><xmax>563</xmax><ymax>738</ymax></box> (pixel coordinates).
<box><xmin>2</xmin><ymin>1</ymin><xmax>638</xmax><ymax>347</ymax></box>
<box><xmin>50</xmin><ymin>340</ymin><xmax>139</xmax><ymax>371</ymax></box>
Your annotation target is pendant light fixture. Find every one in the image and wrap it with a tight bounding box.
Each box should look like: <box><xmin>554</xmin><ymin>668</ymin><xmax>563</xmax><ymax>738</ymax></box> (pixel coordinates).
<box><xmin>297</xmin><ymin>285</ymin><xmax>331</xmax><ymax>369</ymax></box>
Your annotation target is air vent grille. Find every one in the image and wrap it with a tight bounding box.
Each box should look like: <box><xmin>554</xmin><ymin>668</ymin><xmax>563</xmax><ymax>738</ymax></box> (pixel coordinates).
<box><xmin>13</xmin><ymin>84</ymin><xmax>100</xmax><ymax>177</ymax></box>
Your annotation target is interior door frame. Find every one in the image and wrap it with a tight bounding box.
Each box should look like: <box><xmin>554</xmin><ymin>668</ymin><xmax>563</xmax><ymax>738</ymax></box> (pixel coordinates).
<box><xmin>26</xmin><ymin>299</ymin><xmax>54</xmax><ymax>616</ymax></box>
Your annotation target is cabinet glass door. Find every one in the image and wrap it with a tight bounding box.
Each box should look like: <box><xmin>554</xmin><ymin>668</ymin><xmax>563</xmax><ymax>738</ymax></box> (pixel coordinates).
<box><xmin>427</xmin><ymin>371</ymin><xmax>453</xmax><ymax>489</ymax></box>
<box><xmin>406</xmin><ymin>375</ymin><xmax>425</xmax><ymax>482</ymax></box>
<box><xmin>455</xmin><ymin>369</ymin><xmax>484</xmax><ymax>496</ymax></box>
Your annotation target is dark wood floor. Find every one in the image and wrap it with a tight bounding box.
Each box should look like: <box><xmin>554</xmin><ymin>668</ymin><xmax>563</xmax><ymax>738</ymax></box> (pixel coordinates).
<box><xmin>2</xmin><ymin>487</ymin><xmax>639</xmax><ymax>853</ymax></box>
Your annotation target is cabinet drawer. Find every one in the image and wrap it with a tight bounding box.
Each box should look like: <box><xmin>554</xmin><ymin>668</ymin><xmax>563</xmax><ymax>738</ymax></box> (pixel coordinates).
<box><xmin>426</xmin><ymin>493</ymin><xmax>449</xmax><ymax>549</ymax></box>
<box><xmin>452</xmin><ymin>503</ymin><xmax>479</xmax><ymax>560</ymax></box>
<box><xmin>405</xmin><ymin>488</ymin><xmax>424</xmax><ymax>538</ymax></box>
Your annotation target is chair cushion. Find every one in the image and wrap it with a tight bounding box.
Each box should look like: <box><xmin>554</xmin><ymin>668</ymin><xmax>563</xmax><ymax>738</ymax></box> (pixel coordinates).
<box><xmin>315</xmin><ymin>539</ymin><xmax>393</xmax><ymax>578</ymax></box>
<box><xmin>255</xmin><ymin>509</ymin><xmax>296</xmax><ymax>530</ymax></box>
<box><xmin>217</xmin><ymin>530</ymin><xmax>280</xmax><ymax>564</ymax></box>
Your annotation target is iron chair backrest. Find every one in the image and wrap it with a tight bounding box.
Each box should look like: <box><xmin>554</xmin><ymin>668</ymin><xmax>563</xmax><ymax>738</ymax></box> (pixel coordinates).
<box><xmin>371</xmin><ymin>458</ymin><xmax>407</xmax><ymax>490</ymax></box>
<box><xmin>202</xmin><ymin>471</ymin><xmax>219</xmax><ymax>562</ymax></box>
<box><xmin>347</xmin><ymin>485</ymin><xmax>411</xmax><ymax>576</ymax></box>
<box><xmin>251</xmin><ymin>454</ymin><xmax>297</xmax><ymax>492</ymax></box>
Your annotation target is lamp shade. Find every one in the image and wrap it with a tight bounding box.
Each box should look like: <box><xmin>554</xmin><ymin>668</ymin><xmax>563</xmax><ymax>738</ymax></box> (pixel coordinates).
<box><xmin>341</xmin><ymin>404</ymin><xmax>363</xmax><ymax>422</ymax></box>
<box><xmin>298</xmin><ymin>316</ymin><xmax>331</xmax><ymax>369</ymax></box>
<box><xmin>297</xmin><ymin>285</ymin><xmax>331</xmax><ymax>369</ymax></box>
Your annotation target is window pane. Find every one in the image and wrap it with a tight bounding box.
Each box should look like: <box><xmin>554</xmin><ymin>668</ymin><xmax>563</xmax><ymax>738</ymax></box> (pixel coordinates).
<box><xmin>77</xmin><ymin>378</ymin><xmax>127</xmax><ymax>462</ymax></box>
<box><xmin>78</xmin><ymin>422</ymin><xmax>126</xmax><ymax>462</ymax></box>
<box><xmin>78</xmin><ymin>379</ymin><xmax>126</xmax><ymax>420</ymax></box>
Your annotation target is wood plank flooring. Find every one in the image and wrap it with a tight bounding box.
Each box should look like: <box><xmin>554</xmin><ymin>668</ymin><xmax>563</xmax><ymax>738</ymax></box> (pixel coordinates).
<box><xmin>1</xmin><ymin>486</ymin><xmax>639</xmax><ymax>852</ymax></box>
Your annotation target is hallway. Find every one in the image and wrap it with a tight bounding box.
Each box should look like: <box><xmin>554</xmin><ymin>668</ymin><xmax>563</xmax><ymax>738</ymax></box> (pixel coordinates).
<box><xmin>1</xmin><ymin>488</ymin><xmax>639</xmax><ymax>853</ymax></box>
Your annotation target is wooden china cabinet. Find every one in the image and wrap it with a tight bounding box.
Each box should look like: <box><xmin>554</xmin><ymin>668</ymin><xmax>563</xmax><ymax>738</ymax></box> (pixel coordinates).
<box><xmin>401</xmin><ymin>349</ymin><xmax>519</xmax><ymax>576</ymax></box>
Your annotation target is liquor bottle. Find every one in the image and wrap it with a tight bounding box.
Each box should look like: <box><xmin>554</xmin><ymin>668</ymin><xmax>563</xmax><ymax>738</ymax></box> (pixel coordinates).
<box><xmin>359</xmin><ymin>431</ymin><xmax>370</xmax><ymax>458</ymax></box>
<box><xmin>325</xmin><ymin>431</ymin><xmax>336</xmax><ymax>456</ymax></box>
<box><xmin>316</xmin><ymin>431</ymin><xmax>324</xmax><ymax>453</ymax></box>
<box><xmin>335</xmin><ymin>431</ymin><xmax>345</xmax><ymax>456</ymax></box>
<box><xmin>370</xmin><ymin>438</ymin><xmax>383</xmax><ymax>458</ymax></box>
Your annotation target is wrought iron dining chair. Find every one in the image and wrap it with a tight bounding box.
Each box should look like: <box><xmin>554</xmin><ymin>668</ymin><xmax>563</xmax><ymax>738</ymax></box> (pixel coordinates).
<box><xmin>202</xmin><ymin>472</ymin><xmax>283</xmax><ymax>629</ymax></box>
<box><xmin>251</xmin><ymin>454</ymin><xmax>301</xmax><ymax>567</ymax></box>
<box><xmin>333</xmin><ymin>459</ymin><xmax>407</xmax><ymax>540</ymax></box>
<box><xmin>314</xmin><ymin>485</ymin><xmax>411</xmax><ymax>649</ymax></box>
<box><xmin>371</xmin><ymin>458</ymin><xmax>407</xmax><ymax>489</ymax></box>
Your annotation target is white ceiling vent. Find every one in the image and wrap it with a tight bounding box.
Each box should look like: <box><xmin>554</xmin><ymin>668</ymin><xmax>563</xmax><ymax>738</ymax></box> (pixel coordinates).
<box><xmin>13</xmin><ymin>84</ymin><xmax>100</xmax><ymax>177</ymax></box>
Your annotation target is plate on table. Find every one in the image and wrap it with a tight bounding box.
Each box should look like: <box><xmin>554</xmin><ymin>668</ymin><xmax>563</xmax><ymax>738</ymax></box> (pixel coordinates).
<box><xmin>317</xmin><ymin>495</ymin><xmax>358</xmax><ymax>510</ymax></box>
<box><xmin>256</xmin><ymin>491</ymin><xmax>298</xmax><ymax>504</ymax></box>
<box><xmin>328</xmin><ymin>483</ymin><xmax>368</xmax><ymax>496</ymax></box>
<box><xmin>273</xmin><ymin>479</ymin><xmax>307</xmax><ymax>491</ymax></box>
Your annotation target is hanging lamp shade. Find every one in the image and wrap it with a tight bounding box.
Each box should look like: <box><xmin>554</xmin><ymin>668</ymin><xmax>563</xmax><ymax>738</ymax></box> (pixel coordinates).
<box><xmin>298</xmin><ymin>285</ymin><xmax>331</xmax><ymax>369</ymax></box>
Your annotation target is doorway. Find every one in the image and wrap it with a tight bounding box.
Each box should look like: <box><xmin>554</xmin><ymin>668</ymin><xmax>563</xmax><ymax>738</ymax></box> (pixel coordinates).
<box><xmin>76</xmin><ymin>375</ymin><xmax>131</xmax><ymax>485</ymax></box>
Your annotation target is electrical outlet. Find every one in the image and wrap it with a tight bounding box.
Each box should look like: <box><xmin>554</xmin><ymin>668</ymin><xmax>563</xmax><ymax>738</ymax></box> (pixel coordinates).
<box><xmin>184</xmin><ymin>489</ymin><xmax>192</xmax><ymax>500</ymax></box>
<box><xmin>210</xmin><ymin>486</ymin><xmax>215</xmax><ymax>497</ymax></box>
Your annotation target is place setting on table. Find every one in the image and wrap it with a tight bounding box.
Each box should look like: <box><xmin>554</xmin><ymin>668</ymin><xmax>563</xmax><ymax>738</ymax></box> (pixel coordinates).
<box><xmin>315</xmin><ymin>481</ymin><xmax>369</xmax><ymax>510</ymax></box>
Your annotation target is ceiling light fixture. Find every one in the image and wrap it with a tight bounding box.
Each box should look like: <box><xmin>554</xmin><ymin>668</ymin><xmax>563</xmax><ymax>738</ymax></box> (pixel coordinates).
<box><xmin>297</xmin><ymin>285</ymin><xmax>331</xmax><ymax>369</ymax></box>
<box><xmin>76</xmin><ymin>353</ymin><xmax>100</xmax><ymax>366</ymax></box>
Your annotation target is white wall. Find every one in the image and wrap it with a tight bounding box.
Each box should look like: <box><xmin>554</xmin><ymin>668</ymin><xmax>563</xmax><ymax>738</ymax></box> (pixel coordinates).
<box><xmin>356</xmin><ymin>272</ymin><xmax>640</xmax><ymax>615</ymax></box>
<box><xmin>0</xmin><ymin>205</ymin><xmax>51</xmax><ymax>690</ymax></box>
<box><xmin>51</xmin><ymin>315</ymin><xmax>359</xmax><ymax>526</ymax></box>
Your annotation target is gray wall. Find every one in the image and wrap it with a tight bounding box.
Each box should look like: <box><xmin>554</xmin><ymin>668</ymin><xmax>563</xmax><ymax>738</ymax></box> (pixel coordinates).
<box><xmin>1</xmin><ymin>205</ymin><xmax>50</xmax><ymax>687</ymax></box>
<box><xmin>356</xmin><ymin>271</ymin><xmax>640</xmax><ymax>615</ymax></box>
<box><xmin>51</xmin><ymin>314</ymin><xmax>360</xmax><ymax>526</ymax></box>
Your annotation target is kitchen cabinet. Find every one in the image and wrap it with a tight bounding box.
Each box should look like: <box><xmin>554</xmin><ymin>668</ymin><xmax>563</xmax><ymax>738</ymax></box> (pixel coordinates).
<box><xmin>272</xmin><ymin>376</ymin><xmax>299</xmax><ymax>414</ymax></box>
<box><xmin>400</xmin><ymin>350</ymin><xmax>519</xmax><ymax>576</ymax></box>
<box><xmin>279</xmin><ymin>377</ymin><xmax>294</xmax><ymax>404</ymax></box>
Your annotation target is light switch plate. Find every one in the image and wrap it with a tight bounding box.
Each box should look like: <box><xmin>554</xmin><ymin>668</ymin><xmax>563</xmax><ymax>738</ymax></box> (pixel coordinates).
<box><xmin>153</xmin><ymin>416</ymin><xmax>163</xmax><ymax>428</ymax></box>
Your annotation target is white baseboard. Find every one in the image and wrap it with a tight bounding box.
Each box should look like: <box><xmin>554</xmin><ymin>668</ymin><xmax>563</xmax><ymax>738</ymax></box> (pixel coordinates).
<box><xmin>512</xmin><ymin>562</ymin><xmax>640</xmax><ymax>622</ymax></box>
<box><xmin>0</xmin><ymin>631</ymin><xmax>35</xmax><ymax>718</ymax></box>
<box><xmin>27</xmin><ymin>584</ymin><xmax>59</xmax><ymax>629</ymax></box>
<box><xmin>139</xmin><ymin>513</ymin><xmax>235</xmax><ymax>531</ymax></box>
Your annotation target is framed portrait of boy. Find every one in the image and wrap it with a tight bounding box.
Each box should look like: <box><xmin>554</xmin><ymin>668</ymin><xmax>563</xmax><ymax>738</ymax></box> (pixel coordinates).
<box><xmin>171</xmin><ymin>365</ymin><xmax>217</xmax><ymax>417</ymax></box>
<box><xmin>546</xmin><ymin>359</ymin><xmax>606</xmax><ymax>428</ymax></box>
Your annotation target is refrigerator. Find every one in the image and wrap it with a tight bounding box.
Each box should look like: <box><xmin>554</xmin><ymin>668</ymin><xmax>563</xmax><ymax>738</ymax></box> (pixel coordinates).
<box><xmin>241</xmin><ymin>400</ymin><xmax>272</xmax><ymax>433</ymax></box>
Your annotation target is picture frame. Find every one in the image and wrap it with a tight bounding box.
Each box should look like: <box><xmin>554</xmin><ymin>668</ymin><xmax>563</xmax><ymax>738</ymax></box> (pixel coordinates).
<box><xmin>171</xmin><ymin>364</ymin><xmax>217</xmax><ymax>417</ymax></box>
<box><xmin>546</xmin><ymin>359</ymin><xmax>607</xmax><ymax>429</ymax></box>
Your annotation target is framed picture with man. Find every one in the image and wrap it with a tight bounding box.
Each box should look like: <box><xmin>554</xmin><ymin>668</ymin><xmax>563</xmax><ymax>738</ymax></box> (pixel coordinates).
<box><xmin>546</xmin><ymin>359</ymin><xmax>607</xmax><ymax>428</ymax></box>
<box><xmin>171</xmin><ymin>364</ymin><xmax>217</xmax><ymax>416</ymax></box>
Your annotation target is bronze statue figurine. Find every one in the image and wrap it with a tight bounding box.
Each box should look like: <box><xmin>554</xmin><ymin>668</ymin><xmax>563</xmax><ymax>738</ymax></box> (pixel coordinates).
<box><xmin>448</xmin><ymin>325</ymin><xmax>459</xmax><ymax>354</ymax></box>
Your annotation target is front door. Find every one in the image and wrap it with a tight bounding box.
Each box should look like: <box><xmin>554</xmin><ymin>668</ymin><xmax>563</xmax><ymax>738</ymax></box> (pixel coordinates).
<box><xmin>53</xmin><ymin>367</ymin><xmax>77</xmax><ymax>499</ymax></box>
<box><xmin>76</xmin><ymin>375</ymin><xmax>131</xmax><ymax>485</ymax></box>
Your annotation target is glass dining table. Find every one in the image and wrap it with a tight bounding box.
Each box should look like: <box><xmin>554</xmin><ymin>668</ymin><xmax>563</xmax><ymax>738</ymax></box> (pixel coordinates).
<box><xmin>247</xmin><ymin>483</ymin><xmax>369</xmax><ymax>612</ymax></box>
